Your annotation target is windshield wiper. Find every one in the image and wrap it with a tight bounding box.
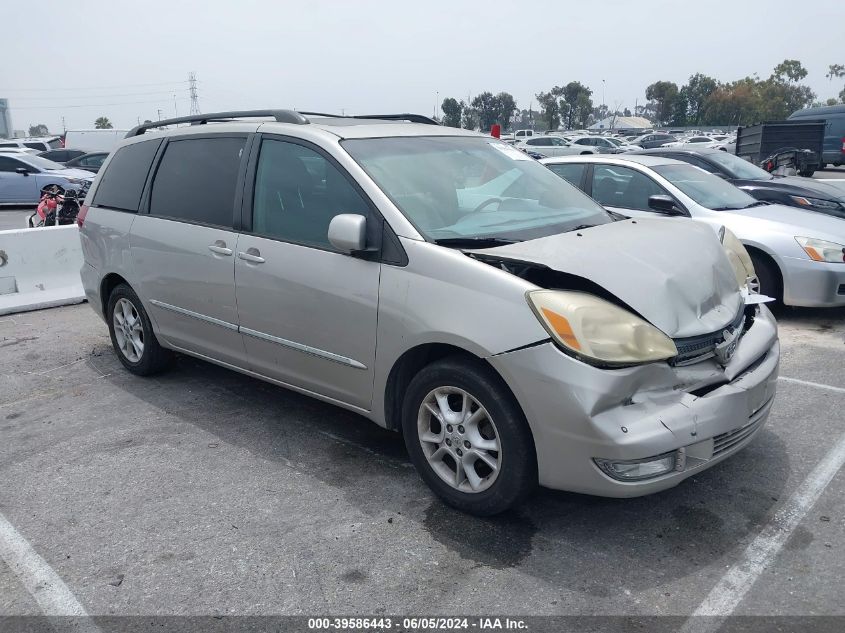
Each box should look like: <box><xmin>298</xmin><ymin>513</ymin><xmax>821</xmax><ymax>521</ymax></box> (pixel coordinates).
<box><xmin>742</xmin><ymin>200</ymin><xmax>770</xmax><ymax>208</ymax></box>
<box><xmin>567</xmin><ymin>224</ymin><xmax>598</xmax><ymax>232</ymax></box>
<box><xmin>433</xmin><ymin>237</ymin><xmax>518</xmax><ymax>248</ymax></box>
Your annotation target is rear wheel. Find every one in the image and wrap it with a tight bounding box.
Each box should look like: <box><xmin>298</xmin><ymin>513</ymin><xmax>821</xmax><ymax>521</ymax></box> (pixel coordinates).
<box><xmin>750</xmin><ymin>253</ymin><xmax>782</xmax><ymax>304</ymax></box>
<box><xmin>402</xmin><ymin>356</ymin><xmax>536</xmax><ymax>516</ymax></box>
<box><xmin>107</xmin><ymin>284</ymin><xmax>173</xmax><ymax>375</ymax></box>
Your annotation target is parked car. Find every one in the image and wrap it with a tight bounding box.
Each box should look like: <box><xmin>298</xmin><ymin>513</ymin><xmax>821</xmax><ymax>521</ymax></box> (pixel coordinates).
<box><xmin>0</xmin><ymin>147</ymin><xmax>40</xmax><ymax>155</ymax></box>
<box><xmin>788</xmin><ymin>104</ymin><xmax>845</xmax><ymax>168</ymax></box>
<box><xmin>568</xmin><ymin>135</ymin><xmax>637</xmax><ymax>153</ymax></box>
<box><xmin>629</xmin><ymin>133</ymin><xmax>678</xmax><ymax>149</ymax></box>
<box><xmin>515</xmin><ymin>135</ymin><xmax>598</xmax><ymax>157</ymax></box>
<box><xmin>541</xmin><ymin>154</ymin><xmax>845</xmax><ymax>307</ymax></box>
<box><xmin>0</xmin><ymin>153</ymin><xmax>95</xmax><ymax>205</ymax></box>
<box><xmin>64</xmin><ymin>151</ymin><xmax>109</xmax><ymax>174</ymax></box>
<box><xmin>0</xmin><ymin>136</ymin><xmax>62</xmax><ymax>152</ymax></box>
<box><xmin>634</xmin><ymin>148</ymin><xmax>845</xmax><ymax>218</ymax></box>
<box><xmin>38</xmin><ymin>148</ymin><xmax>88</xmax><ymax>163</ymax></box>
<box><xmin>80</xmin><ymin>109</ymin><xmax>779</xmax><ymax>515</ymax></box>
<box><xmin>661</xmin><ymin>135</ymin><xmax>719</xmax><ymax>148</ymax></box>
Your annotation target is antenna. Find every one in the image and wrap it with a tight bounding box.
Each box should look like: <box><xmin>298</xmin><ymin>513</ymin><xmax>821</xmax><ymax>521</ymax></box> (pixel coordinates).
<box><xmin>189</xmin><ymin>72</ymin><xmax>201</xmax><ymax>115</ymax></box>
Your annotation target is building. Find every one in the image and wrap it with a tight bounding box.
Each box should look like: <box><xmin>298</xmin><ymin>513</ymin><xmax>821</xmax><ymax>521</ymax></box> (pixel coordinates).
<box><xmin>0</xmin><ymin>99</ymin><xmax>12</xmax><ymax>139</ymax></box>
<box><xmin>589</xmin><ymin>115</ymin><xmax>652</xmax><ymax>132</ymax></box>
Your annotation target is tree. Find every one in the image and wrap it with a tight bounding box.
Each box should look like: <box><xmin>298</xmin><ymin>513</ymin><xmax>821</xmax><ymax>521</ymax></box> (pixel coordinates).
<box><xmin>536</xmin><ymin>86</ymin><xmax>564</xmax><ymax>131</ymax></box>
<box><xmin>645</xmin><ymin>81</ymin><xmax>679</xmax><ymax>126</ymax></box>
<box><xmin>94</xmin><ymin>117</ymin><xmax>113</xmax><ymax>129</ymax></box>
<box><xmin>827</xmin><ymin>64</ymin><xmax>845</xmax><ymax>104</ymax></box>
<box><xmin>461</xmin><ymin>103</ymin><xmax>479</xmax><ymax>130</ymax></box>
<box><xmin>470</xmin><ymin>92</ymin><xmax>500</xmax><ymax>132</ymax></box>
<box><xmin>679</xmin><ymin>73</ymin><xmax>718</xmax><ymax>125</ymax></box>
<box><xmin>561</xmin><ymin>81</ymin><xmax>591</xmax><ymax>129</ymax></box>
<box><xmin>772</xmin><ymin>59</ymin><xmax>808</xmax><ymax>83</ymax></box>
<box><xmin>495</xmin><ymin>92</ymin><xmax>518</xmax><ymax>131</ymax></box>
<box><xmin>441</xmin><ymin>97</ymin><xmax>463</xmax><ymax>128</ymax></box>
<box><xmin>28</xmin><ymin>124</ymin><xmax>49</xmax><ymax>136</ymax></box>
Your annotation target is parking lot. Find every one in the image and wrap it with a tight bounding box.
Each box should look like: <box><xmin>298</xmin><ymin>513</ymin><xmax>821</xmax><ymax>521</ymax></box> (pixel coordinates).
<box><xmin>1</xmin><ymin>294</ymin><xmax>844</xmax><ymax>628</ymax></box>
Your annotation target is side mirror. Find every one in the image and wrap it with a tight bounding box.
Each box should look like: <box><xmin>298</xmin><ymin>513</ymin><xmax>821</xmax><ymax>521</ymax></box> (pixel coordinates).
<box><xmin>328</xmin><ymin>214</ymin><xmax>367</xmax><ymax>253</ymax></box>
<box><xmin>15</xmin><ymin>167</ymin><xmax>29</xmax><ymax>176</ymax></box>
<box><xmin>648</xmin><ymin>194</ymin><xmax>684</xmax><ymax>215</ymax></box>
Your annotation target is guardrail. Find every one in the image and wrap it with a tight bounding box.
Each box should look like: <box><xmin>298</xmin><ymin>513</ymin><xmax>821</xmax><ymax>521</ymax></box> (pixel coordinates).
<box><xmin>0</xmin><ymin>225</ymin><xmax>85</xmax><ymax>316</ymax></box>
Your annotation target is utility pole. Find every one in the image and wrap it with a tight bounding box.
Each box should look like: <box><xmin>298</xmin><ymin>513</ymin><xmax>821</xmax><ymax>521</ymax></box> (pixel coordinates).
<box><xmin>157</xmin><ymin>109</ymin><xmax>163</xmax><ymax>121</ymax></box>
<box><xmin>189</xmin><ymin>72</ymin><xmax>201</xmax><ymax>115</ymax></box>
<box><xmin>173</xmin><ymin>94</ymin><xmax>178</xmax><ymax>118</ymax></box>
<box><xmin>61</xmin><ymin>116</ymin><xmax>66</xmax><ymax>133</ymax></box>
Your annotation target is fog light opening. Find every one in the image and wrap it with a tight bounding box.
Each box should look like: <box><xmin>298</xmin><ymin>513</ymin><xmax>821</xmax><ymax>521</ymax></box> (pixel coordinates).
<box><xmin>594</xmin><ymin>451</ymin><xmax>678</xmax><ymax>481</ymax></box>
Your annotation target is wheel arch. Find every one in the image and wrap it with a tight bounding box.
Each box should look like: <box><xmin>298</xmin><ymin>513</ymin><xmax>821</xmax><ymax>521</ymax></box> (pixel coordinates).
<box><xmin>100</xmin><ymin>272</ymin><xmax>130</xmax><ymax>317</ymax></box>
<box><xmin>382</xmin><ymin>342</ymin><xmax>524</xmax><ymax>435</ymax></box>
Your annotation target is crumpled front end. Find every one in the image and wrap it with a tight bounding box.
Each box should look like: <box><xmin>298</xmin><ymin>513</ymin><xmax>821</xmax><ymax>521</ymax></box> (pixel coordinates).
<box><xmin>488</xmin><ymin>302</ymin><xmax>780</xmax><ymax>496</ymax></box>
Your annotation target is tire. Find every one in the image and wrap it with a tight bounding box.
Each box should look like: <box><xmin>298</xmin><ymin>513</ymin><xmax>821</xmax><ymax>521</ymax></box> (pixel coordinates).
<box><xmin>749</xmin><ymin>253</ymin><xmax>782</xmax><ymax>304</ymax></box>
<box><xmin>107</xmin><ymin>283</ymin><xmax>173</xmax><ymax>376</ymax></box>
<box><xmin>401</xmin><ymin>356</ymin><xmax>537</xmax><ymax>516</ymax></box>
<box><xmin>798</xmin><ymin>169</ymin><xmax>814</xmax><ymax>177</ymax></box>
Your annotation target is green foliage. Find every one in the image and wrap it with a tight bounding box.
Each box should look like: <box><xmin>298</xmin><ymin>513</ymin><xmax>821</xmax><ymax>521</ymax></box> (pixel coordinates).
<box><xmin>441</xmin><ymin>97</ymin><xmax>463</xmax><ymax>128</ymax></box>
<box><xmin>28</xmin><ymin>124</ymin><xmax>49</xmax><ymax>136</ymax></box>
<box><xmin>535</xmin><ymin>86</ymin><xmax>564</xmax><ymax>131</ymax></box>
<box><xmin>772</xmin><ymin>59</ymin><xmax>808</xmax><ymax>83</ymax></box>
<box><xmin>562</xmin><ymin>81</ymin><xmax>592</xmax><ymax>129</ymax></box>
<box><xmin>94</xmin><ymin>117</ymin><xmax>113</xmax><ymax>129</ymax></box>
<box><xmin>645</xmin><ymin>81</ymin><xmax>679</xmax><ymax>126</ymax></box>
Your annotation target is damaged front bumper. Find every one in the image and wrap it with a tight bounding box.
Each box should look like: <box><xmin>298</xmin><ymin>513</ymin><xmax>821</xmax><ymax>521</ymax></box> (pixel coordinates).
<box><xmin>489</xmin><ymin>304</ymin><xmax>780</xmax><ymax>497</ymax></box>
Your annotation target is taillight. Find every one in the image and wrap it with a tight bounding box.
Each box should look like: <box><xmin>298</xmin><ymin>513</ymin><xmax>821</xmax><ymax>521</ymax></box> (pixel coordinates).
<box><xmin>841</xmin><ymin>137</ymin><xmax>845</xmax><ymax>153</ymax></box>
<box><xmin>77</xmin><ymin>204</ymin><xmax>89</xmax><ymax>227</ymax></box>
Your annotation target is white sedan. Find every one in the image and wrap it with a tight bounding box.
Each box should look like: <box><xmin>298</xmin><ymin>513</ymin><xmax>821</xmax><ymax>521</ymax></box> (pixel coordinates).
<box><xmin>514</xmin><ymin>135</ymin><xmax>598</xmax><ymax>157</ymax></box>
<box><xmin>540</xmin><ymin>154</ymin><xmax>845</xmax><ymax>308</ymax></box>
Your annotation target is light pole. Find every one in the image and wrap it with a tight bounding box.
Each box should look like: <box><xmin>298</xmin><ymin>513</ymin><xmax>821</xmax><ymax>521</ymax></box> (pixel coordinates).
<box><xmin>602</xmin><ymin>79</ymin><xmax>606</xmax><ymax>121</ymax></box>
<box><xmin>434</xmin><ymin>91</ymin><xmax>439</xmax><ymax>119</ymax></box>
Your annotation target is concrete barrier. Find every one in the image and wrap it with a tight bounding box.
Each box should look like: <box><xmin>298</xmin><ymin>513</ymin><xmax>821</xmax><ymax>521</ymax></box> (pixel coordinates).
<box><xmin>0</xmin><ymin>225</ymin><xmax>85</xmax><ymax>316</ymax></box>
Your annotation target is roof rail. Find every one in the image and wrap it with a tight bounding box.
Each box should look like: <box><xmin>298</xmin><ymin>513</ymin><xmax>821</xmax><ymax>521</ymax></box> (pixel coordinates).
<box><xmin>125</xmin><ymin>110</ymin><xmax>309</xmax><ymax>137</ymax></box>
<box><xmin>300</xmin><ymin>112</ymin><xmax>439</xmax><ymax>125</ymax></box>
<box><xmin>351</xmin><ymin>113</ymin><xmax>439</xmax><ymax>125</ymax></box>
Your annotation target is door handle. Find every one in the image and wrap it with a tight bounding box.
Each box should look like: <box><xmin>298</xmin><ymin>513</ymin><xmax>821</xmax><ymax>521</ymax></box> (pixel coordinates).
<box><xmin>208</xmin><ymin>241</ymin><xmax>233</xmax><ymax>256</ymax></box>
<box><xmin>238</xmin><ymin>248</ymin><xmax>265</xmax><ymax>264</ymax></box>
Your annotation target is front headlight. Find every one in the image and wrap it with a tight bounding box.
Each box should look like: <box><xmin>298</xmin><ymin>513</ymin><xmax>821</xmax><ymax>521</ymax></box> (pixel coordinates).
<box><xmin>719</xmin><ymin>226</ymin><xmax>757</xmax><ymax>290</ymax></box>
<box><xmin>526</xmin><ymin>290</ymin><xmax>678</xmax><ymax>366</ymax></box>
<box><xmin>795</xmin><ymin>237</ymin><xmax>845</xmax><ymax>263</ymax></box>
<box><xmin>790</xmin><ymin>195</ymin><xmax>843</xmax><ymax>211</ymax></box>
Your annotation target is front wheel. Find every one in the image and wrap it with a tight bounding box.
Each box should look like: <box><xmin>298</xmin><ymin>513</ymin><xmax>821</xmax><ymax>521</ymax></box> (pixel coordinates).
<box><xmin>750</xmin><ymin>254</ymin><xmax>782</xmax><ymax>304</ymax></box>
<box><xmin>402</xmin><ymin>356</ymin><xmax>537</xmax><ymax>516</ymax></box>
<box><xmin>107</xmin><ymin>284</ymin><xmax>173</xmax><ymax>376</ymax></box>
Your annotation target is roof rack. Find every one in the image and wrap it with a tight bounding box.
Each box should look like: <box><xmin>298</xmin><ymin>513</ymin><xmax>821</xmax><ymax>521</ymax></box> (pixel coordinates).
<box><xmin>125</xmin><ymin>110</ymin><xmax>309</xmax><ymax>137</ymax></box>
<box><xmin>125</xmin><ymin>109</ymin><xmax>440</xmax><ymax>138</ymax></box>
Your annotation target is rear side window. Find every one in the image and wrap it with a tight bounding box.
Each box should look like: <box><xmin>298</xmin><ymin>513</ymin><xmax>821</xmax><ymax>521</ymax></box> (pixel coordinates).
<box><xmin>93</xmin><ymin>139</ymin><xmax>161</xmax><ymax>212</ymax></box>
<box><xmin>149</xmin><ymin>137</ymin><xmax>245</xmax><ymax>227</ymax></box>
<box><xmin>547</xmin><ymin>163</ymin><xmax>586</xmax><ymax>187</ymax></box>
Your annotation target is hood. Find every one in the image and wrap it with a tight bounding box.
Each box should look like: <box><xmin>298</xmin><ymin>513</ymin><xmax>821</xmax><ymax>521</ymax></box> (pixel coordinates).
<box><xmin>728</xmin><ymin>203</ymin><xmax>845</xmax><ymax>243</ymax></box>
<box><xmin>735</xmin><ymin>176</ymin><xmax>845</xmax><ymax>203</ymax></box>
<box><xmin>42</xmin><ymin>168</ymin><xmax>95</xmax><ymax>180</ymax></box>
<box><xmin>473</xmin><ymin>218</ymin><xmax>742</xmax><ymax>338</ymax></box>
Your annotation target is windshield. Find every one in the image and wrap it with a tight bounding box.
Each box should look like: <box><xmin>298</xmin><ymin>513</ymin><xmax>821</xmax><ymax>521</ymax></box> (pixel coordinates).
<box><xmin>705</xmin><ymin>151</ymin><xmax>772</xmax><ymax>181</ymax></box>
<box><xmin>343</xmin><ymin>136</ymin><xmax>612</xmax><ymax>242</ymax></box>
<box><xmin>20</xmin><ymin>155</ymin><xmax>66</xmax><ymax>171</ymax></box>
<box><xmin>653</xmin><ymin>163</ymin><xmax>757</xmax><ymax>210</ymax></box>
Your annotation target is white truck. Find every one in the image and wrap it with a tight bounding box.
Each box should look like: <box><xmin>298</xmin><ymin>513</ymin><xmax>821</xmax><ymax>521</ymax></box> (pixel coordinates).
<box><xmin>64</xmin><ymin>129</ymin><xmax>129</xmax><ymax>152</ymax></box>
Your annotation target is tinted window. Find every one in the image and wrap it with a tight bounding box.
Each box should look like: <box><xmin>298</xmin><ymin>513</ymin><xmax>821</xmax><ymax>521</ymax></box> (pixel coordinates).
<box><xmin>252</xmin><ymin>139</ymin><xmax>370</xmax><ymax>248</ymax></box>
<box><xmin>79</xmin><ymin>154</ymin><xmax>106</xmax><ymax>167</ymax></box>
<box><xmin>653</xmin><ymin>164</ymin><xmax>756</xmax><ymax>210</ymax></box>
<box><xmin>591</xmin><ymin>164</ymin><xmax>669</xmax><ymax>211</ymax></box>
<box><xmin>525</xmin><ymin>138</ymin><xmax>542</xmax><ymax>146</ymax></box>
<box><xmin>94</xmin><ymin>139</ymin><xmax>161</xmax><ymax>212</ymax></box>
<box><xmin>24</xmin><ymin>142</ymin><xmax>46</xmax><ymax>150</ymax></box>
<box><xmin>150</xmin><ymin>137</ymin><xmax>245</xmax><ymax>227</ymax></box>
<box><xmin>547</xmin><ymin>163</ymin><xmax>586</xmax><ymax>187</ymax></box>
<box><xmin>0</xmin><ymin>156</ymin><xmax>26</xmax><ymax>172</ymax></box>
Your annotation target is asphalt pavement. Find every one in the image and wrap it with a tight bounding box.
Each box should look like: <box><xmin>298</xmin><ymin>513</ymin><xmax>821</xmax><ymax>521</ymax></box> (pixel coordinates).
<box><xmin>1</xmin><ymin>302</ymin><xmax>844</xmax><ymax>629</ymax></box>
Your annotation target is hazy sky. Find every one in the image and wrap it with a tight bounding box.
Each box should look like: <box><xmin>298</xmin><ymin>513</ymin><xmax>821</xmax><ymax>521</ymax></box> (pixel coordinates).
<box><xmin>4</xmin><ymin>0</ymin><xmax>844</xmax><ymax>133</ymax></box>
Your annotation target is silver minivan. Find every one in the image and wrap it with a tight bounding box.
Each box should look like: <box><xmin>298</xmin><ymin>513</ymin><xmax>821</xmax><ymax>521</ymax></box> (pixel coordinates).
<box><xmin>79</xmin><ymin>110</ymin><xmax>780</xmax><ymax>515</ymax></box>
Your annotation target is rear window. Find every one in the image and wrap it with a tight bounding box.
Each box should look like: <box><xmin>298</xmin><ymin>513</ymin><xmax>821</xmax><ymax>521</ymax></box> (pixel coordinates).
<box><xmin>93</xmin><ymin>139</ymin><xmax>161</xmax><ymax>212</ymax></box>
<box><xmin>149</xmin><ymin>136</ymin><xmax>245</xmax><ymax>228</ymax></box>
<box><xmin>24</xmin><ymin>142</ymin><xmax>46</xmax><ymax>150</ymax></box>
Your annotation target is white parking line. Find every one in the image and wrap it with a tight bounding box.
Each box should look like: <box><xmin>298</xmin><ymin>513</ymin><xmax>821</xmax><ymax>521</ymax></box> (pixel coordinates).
<box><xmin>679</xmin><ymin>427</ymin><xmax>845</xmax><ymax>633</ymax></box>
<box><xmin>0</xmin><ymin>510</ymin><xmax>101</xmax><ymax>631</ymax></box>
<box><xmin>779</xmin><ymin>376</ymin><xmax>845</xmax><ymax>394</ymax></box>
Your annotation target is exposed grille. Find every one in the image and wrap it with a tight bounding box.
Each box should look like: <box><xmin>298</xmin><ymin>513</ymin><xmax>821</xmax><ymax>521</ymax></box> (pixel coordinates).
<box><xmin>713</xmin><ymin>402</ymin><xmax>770</xmax><ymax>456</ymax></box>
<box><xmin>672</xmin><ymin>307</ymin><xmax>746</xmax><ymax>366</ymax></box>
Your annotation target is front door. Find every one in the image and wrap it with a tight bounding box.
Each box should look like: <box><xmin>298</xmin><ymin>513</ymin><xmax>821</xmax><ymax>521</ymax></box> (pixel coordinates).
<box><xmin>589</xmin><ymin>163</ymin><xmax>674</xmax><ymax>218</ymax></box>
<box><xmin>235</xmin><ymin>136</ymin><xmax>380</xmax><ymax>409</ymax></box>
<box><xmin>130</xmin><ymin>135</ymin><xmax>249</xmax><ymax>367</ymax></box>
<box><xmin>0</xmin><ymin>156</ymin><xmax>38</xmax><ymax>203</ymax></box>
